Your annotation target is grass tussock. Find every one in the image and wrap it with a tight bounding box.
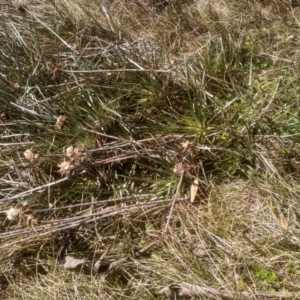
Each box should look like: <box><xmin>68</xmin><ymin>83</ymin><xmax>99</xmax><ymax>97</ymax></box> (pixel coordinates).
<box><xmin>2</xmin><ymin>0</ymin><xmax>300</xmax><ymax>299</ymax></box>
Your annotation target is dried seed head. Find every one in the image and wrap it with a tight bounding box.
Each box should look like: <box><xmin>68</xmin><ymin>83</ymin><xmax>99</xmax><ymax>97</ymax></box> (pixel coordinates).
<box><xmin>6</xmin><ymin>207</ymin><xmax>19</xmax><ymax>221</ymax></box>
<box><xmin>66</xmin><ymin>146</ymin><xmax>83</xmax><ymax>159</ymax></box>
<box><xmin>57</xmin><ymin>160</ymin><xmax>74</xmax><ymax>177</ymax></box>
<box><xmin>6</xmin><ymin>202</ymin><xmax>27</xmax><ymax>221</ymax></box>
<box><xmin>27</xmin><ymin>214</ymin><xmax>39</xmax><ymax>232</ymax></box>
<box><xmin>181</xmin><ymin>140</ymin><xmax>192</xmax><ymax>153</ymax></box>
<box><xmin>56</xmin><ymin>115</ymin><xmax>67</xmax><ymax>130</ymax></box>
<box><xmin>24</xmin><ymin>149</ymin><xmax>39</xmax><ymax>163</ymax></box>
<box><xmin>173</xmin><ymin>162</ymin><xmax>189</xmax><ymax>176</ymax></box>
<box><xmin>66</xmin><ymin>146</ymin><xmax>74</xmax><ymax>157</ymax></box>
<box><xmin>173</xmin><ymin>163</ymin><xmax>185</xmax><ymax>176</ymax></box>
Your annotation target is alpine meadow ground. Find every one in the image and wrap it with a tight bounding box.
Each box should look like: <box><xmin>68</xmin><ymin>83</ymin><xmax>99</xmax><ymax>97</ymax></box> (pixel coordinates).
<box><xmin>2</xmin><ymin>0</ymin><xmax>300</xmax><ymax>299</ymax></box>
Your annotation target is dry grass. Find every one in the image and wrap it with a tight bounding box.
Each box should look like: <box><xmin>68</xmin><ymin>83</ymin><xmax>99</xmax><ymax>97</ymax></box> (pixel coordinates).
<box><xmin>1</xmin><ymin>0</ymin><xmax>300</xmax><ymax>299</ymax></box>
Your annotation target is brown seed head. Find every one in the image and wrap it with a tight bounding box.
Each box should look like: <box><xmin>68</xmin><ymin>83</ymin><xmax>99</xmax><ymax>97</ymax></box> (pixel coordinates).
<box><xmin>56</xmin><ymin>115</ymin><xmax>67</xmax><ymax>130</ymax></box>
<box><xmin>173</xmin><ymin>162</ymin><xmax>188</xmax><ymax>176</ymax></box>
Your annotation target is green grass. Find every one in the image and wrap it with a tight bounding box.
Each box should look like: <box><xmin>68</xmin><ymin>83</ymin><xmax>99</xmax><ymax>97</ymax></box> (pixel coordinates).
<box><xmin>2</xmin><ymin>0</ymin><xmax>300</xmax><ymax>299</ymax></box>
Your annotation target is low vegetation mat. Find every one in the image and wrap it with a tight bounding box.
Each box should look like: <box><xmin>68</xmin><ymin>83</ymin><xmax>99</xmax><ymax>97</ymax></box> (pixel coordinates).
<box><xmin>2</xmin><ymin>0</ymin><xmax>300</xmax><ymax>299</ymax></box>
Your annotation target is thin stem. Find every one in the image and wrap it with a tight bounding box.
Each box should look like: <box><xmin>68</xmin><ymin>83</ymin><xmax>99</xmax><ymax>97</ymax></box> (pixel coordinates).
<box><xmin>165</xmin><ymin>172</ymin><xmax>184</xmax><ymax>232</ymax></box>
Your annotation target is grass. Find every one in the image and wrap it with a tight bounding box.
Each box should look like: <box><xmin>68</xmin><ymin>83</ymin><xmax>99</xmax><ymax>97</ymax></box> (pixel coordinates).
<box><xmin>2</xmin><ymin>0</ymin><xmax>300</xmax><ymax>299</ymax></box>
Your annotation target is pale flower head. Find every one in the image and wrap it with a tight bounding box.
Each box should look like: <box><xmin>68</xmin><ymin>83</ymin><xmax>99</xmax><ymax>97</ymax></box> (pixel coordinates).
<box><xmin>24</xmin><ymin>149</ymin><xmax>39</xmax><ymax>163</ymax></box>
<box><xmin>6</xmin><ymin>207</ymin><xmax>19</xmax><ymax>221</ymax></box>
<box><xmin>181</xmin><ymin>140</ymin><xmax>192</xmax><ymax>153</ymax></box>
<box><xmin>6</xmin><ymin>202</ymin><xmax>28</xmax><ymax>221</ymax></box>
<box><xmin>173</xmin><ymin>162</ymin><xmax>189</xmax><ymax>176</ymax></box>
<box><xmin>66</xmin><ymin>146</ymin><xmax>74</xmax><ymax>157</ymax></box>
<box><xmin>66</xmin><ymin>145</ymin><xmax>83</xmax><ymax>159</ymax></box>
<box><xmin>57</xmin><ymin>159</ymin><xmax>74</xmax><ymax>177</ymax></box>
